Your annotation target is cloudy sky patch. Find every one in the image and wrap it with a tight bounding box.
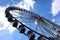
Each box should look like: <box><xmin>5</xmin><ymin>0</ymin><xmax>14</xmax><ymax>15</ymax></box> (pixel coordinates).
<box><xmin>52</xmin><ymin>0</ymin><xmax>60</xmax><ymax>16</ymax></box>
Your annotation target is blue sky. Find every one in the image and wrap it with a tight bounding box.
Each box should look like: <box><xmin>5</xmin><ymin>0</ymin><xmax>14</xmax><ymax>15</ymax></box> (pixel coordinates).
<box><xmin>0</xmin><ymin>0</ymin><xmax>60</xmax><ymax>40</ymax></box>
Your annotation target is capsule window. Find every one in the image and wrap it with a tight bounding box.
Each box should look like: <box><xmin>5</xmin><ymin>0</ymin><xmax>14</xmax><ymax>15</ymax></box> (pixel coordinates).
<box><xmin>6</xmin><ymin>13</ymin><xmax>12</xmax><ymax>18</ymax></box>
<box><xmin>8</xmin><ymin>17</ymin><xmax>15</xmax><ymax>22</ymax></box>
<box><xmin>38</xmin><ymin>35</ymin><xmax>48</xmax><ymax>40</ymax></box>
<box><xmin>13</xmin><ymin>21</ymin><xmax>18</xmax><ymax>28</ymax></box>
<box><xmin>18</xmin><ymin>25</ymin><xmax>26</xmax><ymax>33</ymax></box>
<box><xmin>27</xmin><ymin>30</ymin><xmax>35</xmax><ymax>40</ymax></box>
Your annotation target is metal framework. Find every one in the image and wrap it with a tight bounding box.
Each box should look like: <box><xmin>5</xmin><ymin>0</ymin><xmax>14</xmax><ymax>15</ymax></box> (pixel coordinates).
<box><xmin>5</xmin><ymin>6</ymin><xmax>60</xmax><ymax>40</ymax></box>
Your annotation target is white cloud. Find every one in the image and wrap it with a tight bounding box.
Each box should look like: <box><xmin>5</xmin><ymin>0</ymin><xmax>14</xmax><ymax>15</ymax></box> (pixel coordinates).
<box><xmin>15</xmin><ymin>0</ymin><xmax>35</xmax><ymax>10</ymax></box>
<box><xmin>0</xmin><ymin>22</ymin><xmax>4</xmax><ymax>28</ymax></box>
<box><xmin>52</xmin><ymin>0</ymin><xmax>60</xmax><ymax>16</ymax></box>
<box><xmin>8</xmin><ymin>24</ymin><xmax>17</xmax><ymax>33</ymax></box>
<box><xmin>0</xmin><ymin>6</ymin><xmax>16</xmax><ymax>33</ymax></box>
<box><xmin>0</xmin><ymin>6</ymin><xmax>11</xmax><ymax>30</ymax></box>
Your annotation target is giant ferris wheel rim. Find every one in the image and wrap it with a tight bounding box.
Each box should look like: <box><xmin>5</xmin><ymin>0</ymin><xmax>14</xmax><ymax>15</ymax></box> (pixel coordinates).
<box><xmin>5</xmin><ymin>6</ymin><xmax>60</xmax><ymax>27</ymax></box>
<box><xmin>5</xmin><ymin>6</ymin><xmax>60</xmax><ymax>40</ymax></box>
<box><xmin>5</xmin><ymin>6</ymin><xmax>50</xmax><ymax>38</ymax></box>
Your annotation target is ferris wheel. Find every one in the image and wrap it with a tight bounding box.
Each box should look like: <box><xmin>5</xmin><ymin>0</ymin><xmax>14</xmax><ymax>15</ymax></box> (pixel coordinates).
<box><xmin>5</xmin><ymin>6</ymin><xmax>60</xmax><ymax>40</ymax></box>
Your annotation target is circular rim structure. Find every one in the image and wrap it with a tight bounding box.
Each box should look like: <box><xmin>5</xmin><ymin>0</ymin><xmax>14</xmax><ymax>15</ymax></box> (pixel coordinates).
<box><xmin>5</xmin><ymin>6</ymin><xmax>60</xmax><ymax>40</ymax></box>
